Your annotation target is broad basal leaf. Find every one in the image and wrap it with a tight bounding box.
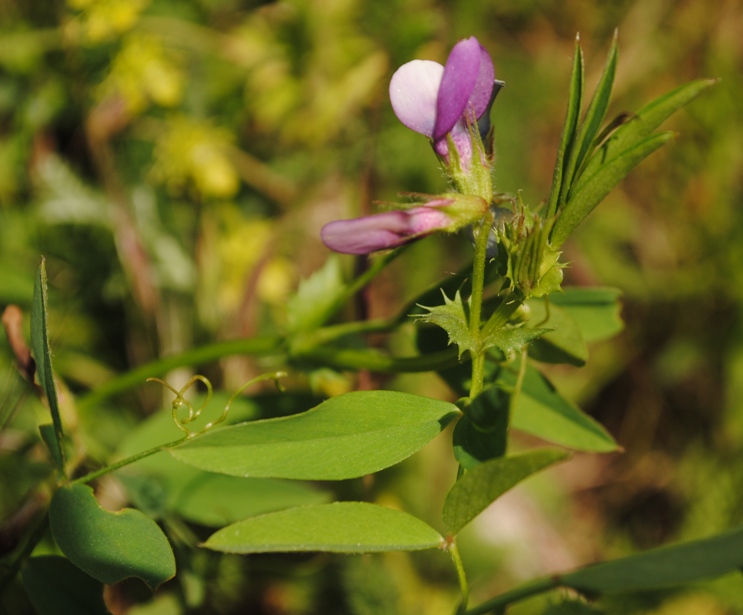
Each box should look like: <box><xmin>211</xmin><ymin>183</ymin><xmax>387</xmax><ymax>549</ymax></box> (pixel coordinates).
<box><xmin>203</xmin><ymin>502</ymin><xmax>444</xmax><ymax>554</ymax></box>
<box><xmin>561</xmin><ymin>525</ymin><xmax>743</xmax><ymax>592</ymax></box>
<box><xmin>169</xmin><ymin>391</ymin><xmax>460</xmax><ymax>480</ymax></box>
<box><xmin>49</xmin><ymin>484</ymin><xmax>175</xmax><ymax>589</ymax></box>
<box><xmin>443</xmin><ymin>449</ymin><xmax>569</xmax><ymax>535</ymax></box>
<box><xmin>22</xmin><ymin>556</ymin><xmax>109</xmax><ymax>615</ymax></box>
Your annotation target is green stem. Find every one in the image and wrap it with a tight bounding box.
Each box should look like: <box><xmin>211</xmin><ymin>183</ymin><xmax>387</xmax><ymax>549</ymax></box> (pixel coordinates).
<box><xmin>297</xmin><ymin>317</ymin><xmax>397</xmax><ymax>348</ymax></box>
<box><xmin>293</xmin><ymin>345</ymin><xmax>461</xmax><ymax>373</ymax></box>
<box><xmin>449</xmin><ymin>539</ymin><xmax>470</xmax><ymax>611</ymax></box>
<box><xmin>77</xmin><ymin>336</ymin><xmax>284</xmax><ymax>412</ymax></box>
<box><xmin>468</xmin><ymin>214</ymin><xmax>494</xmax><ymax>400</ymax></box>
<box><xmin>69</xmin><ymin>437</ymin><xmax>187</xmax><ymax>486</ymax></box>
<box><xmin>464</xmin><ymin>576</ymin><xmax>560</xmax><ymax>615</ymax></box>
<box><xmin>511</xmin><ymin>348</ymin><xmax>529</xmax><ymax>412</ymax></box>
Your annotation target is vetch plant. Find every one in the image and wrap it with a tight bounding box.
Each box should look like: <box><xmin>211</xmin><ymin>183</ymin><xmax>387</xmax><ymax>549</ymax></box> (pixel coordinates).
<box><xmin>3</xmin><ymin>33</ymin><xmax>729</xmax><ymax>615</ymax></box>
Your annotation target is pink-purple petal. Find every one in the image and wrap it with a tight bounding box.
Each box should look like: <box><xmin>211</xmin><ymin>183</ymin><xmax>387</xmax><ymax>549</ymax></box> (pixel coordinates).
<box><xmin>389</xmin><ymin>60</ymin><xmax>444</xmax><ymax>138</ymax></box>
<box><xmin>433</xmin><ymin>37</ymin><xmax>482</xmax><ymax>141</ymax></box>
<box><xmin>321</xmin><ymin>206</ymin><xmax>452</xmax><ymax>255</ymax></box>
<box><xmin>469</xmin><ymin>43</ymin><xmax>496</xmax><ymax>119</ymax></box>
<box><xmin>433</xmin><ymin>125</ymin><xmax>473</xmax><ymax>164</ymax></box>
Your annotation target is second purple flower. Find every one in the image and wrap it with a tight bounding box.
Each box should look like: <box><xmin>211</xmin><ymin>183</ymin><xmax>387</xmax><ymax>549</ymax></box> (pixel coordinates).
<box><xmin>389</xmin><ymin>36</ymin><xmax>502</xmax><ymax>168</ymax></box>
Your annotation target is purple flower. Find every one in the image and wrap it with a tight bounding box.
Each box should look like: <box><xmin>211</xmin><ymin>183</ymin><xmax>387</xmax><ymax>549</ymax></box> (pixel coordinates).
<box><xmin>321</xmin><ymin>199</ymin><xmax>455</xmax><ymax>255</ymax></box>
<box><xmin>389</xmin><ymin>37</ymin><xmax>499</xmax><ymax>166</ymax></box>
<box><xmin>321</xmin><ymin>193</ymin><xmax>489</xmax><ymax>255</ymax></box>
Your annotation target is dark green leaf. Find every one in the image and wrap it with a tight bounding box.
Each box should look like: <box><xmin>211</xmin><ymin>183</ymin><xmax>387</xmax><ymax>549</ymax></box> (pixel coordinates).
<box><xmin>551</xmin><ymin>132</ymin><xmax>675</xmax><ymax>247</ymax></box>
<box><xmin>546</xmin><ymin>36</ymin><xmax>584</xmax><ymax>219</ymax></box>
<box><xmin>443</xmin><ymin>449</ymin><xmax>569</xmax><ymax>535</ymax></box>
<box><xmin>548</xmin><ymin>287</ymin><xmax>623</xmax><ymax>343</ymax></box>
<box><xmin>203</xmin><ymin>502</ymin><xmax>444</xmax><ymax>553</ymax></box>
<box><xmin>454</xmin><ymin>386</ymin><xmax>511</xmax><ymax>469</ymax></box>
<box><xmin>49</xmin><ymin>484</ymin><xmax>175</xmax><ymax>589</ymax></box>
<box><xmin>502</xmin><ymin>365</ymin><xmax>618</xmax><ymax>452</ymax></box>
<box><xmin>558</xmin><ymin>33</ymin><xmax>618</xmax><ymax>209</ymax></box>
<box><xmin>453</xmin><ymin>414</ymin><xmax>507</xmax><ymax>470</ymax></box>
<box><xmin>30</xmin><ymin>258</ymin><xmax>65</xmax><ymax>474</ymax></box>
<box><xmin>415</xmin><ymin>290</ymin><xmax>475</xmax><ymax>358</ymax></box>
<box><xmin>22</xmin><ymin>556</ymin><xmax>109</xmax><ymax>615</ymax></box>
<box><xmin>577</xmin><ymin>78</ymin><xmax>717</xmax><ymax>187</ymax></box>
<box><xmin>525</xmin><ymin>300</ymin><xmax>588</xmax><ymax>366</ymax></box>
<box><xmin>169</xmin><ymin>391</ymin><xmax>460</xmax><ymax>480</ymax></box>
<box><xmin>561</xmin><ymin>525</ymin><xmax>743</xmax><ymax>592</ymax></box>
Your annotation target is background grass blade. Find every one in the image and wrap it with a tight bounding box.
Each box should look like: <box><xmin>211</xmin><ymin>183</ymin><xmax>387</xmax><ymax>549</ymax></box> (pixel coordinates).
<box><xmin>30</xmin><ymin>258</ymin><xmax>65</xmax><ymax>476</ymax></box>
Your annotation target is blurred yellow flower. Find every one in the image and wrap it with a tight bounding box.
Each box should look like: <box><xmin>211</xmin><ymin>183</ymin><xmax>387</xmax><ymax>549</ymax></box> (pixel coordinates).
<box><xmin>67</xmin><ymin>0</ymin><xmax>149</xmax><ymax>43</ymax></box>
<box><xmin>152</xmin><ymin>117</ymin><xmax>240</xmax><ymax>199</ymax></box>
<box><xmin>256</xmin><ymin>257</ymin><xmax>295</xmax><ymax>306</ymax></box>
<box><xmin>97</xmin><ymin>35</ymin><xmax>183</xmax><ymax>115</ymax></box>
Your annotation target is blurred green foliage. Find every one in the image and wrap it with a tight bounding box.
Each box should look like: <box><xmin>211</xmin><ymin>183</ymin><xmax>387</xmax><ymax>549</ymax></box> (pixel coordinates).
<box><xmin>1</xmin><ymin>0</ymin><xmax>742</xmax><ymax>613</ymax></box>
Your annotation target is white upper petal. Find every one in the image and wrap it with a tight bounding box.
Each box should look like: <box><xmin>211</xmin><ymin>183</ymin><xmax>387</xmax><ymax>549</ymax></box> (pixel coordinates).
<box><xmin>389</xmin><ymin>60</ymin><xmax>444</xmax><ymax>138</ymax></box>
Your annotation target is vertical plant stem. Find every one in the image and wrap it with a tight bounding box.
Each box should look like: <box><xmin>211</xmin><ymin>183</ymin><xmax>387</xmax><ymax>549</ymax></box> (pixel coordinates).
<box><xmin>449</xmin><ymin>538</ymin><xmax>469</xmax><ymax>610</ymax></box>
<box><xmin>468</xmin><ymin>214</ymin><xmax>494</xmax><ymax>400</ymax></box>
<box><xmin>511</xmin><ymin>347</ymin><xmax>529</xmax><ymax>411</ymax></box>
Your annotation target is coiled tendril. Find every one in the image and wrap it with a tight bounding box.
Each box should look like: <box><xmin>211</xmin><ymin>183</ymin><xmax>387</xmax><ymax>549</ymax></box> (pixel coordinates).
<box><xmin>147</xmin><ymin>371</ymin><xmax>287</xmax><ymax>438</ymax></box>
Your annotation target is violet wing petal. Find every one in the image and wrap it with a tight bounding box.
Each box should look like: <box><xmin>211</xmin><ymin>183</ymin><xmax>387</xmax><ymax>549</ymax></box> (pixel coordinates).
<box><xmin>389</xmin><ymin>60</ymin><xmax>444</xmax><ymax>138</ymax></box>
<box><xmin>433</xmin><ymin>37</ymin><xmax>482</xmax><ymax>141</ymax></box>
<box><xmin>468</xmin><ymin>43</ymin><xmax>495</xmax><ymax>120</ymax></box>
<box><xmin>477</xmin><ymin>79</ymin><xmax>504</xmax><ymax>140</ymax></box>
